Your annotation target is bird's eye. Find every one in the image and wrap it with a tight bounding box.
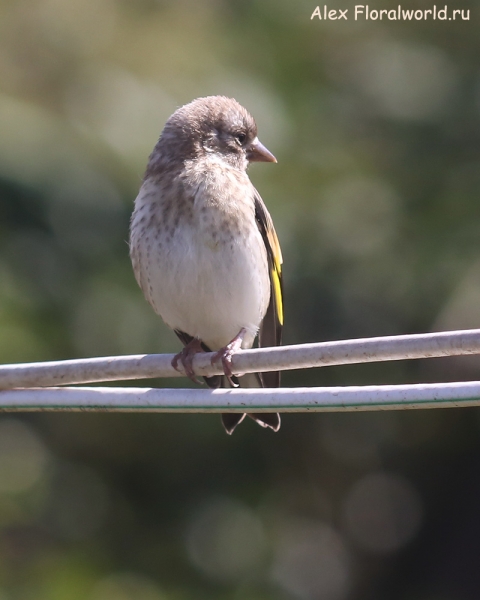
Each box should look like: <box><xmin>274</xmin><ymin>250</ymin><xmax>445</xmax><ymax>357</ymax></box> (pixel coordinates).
<box><xmin>235</xmin><ymin>132</ymin><xmax>247</xmax><ymax>145</ymax></box>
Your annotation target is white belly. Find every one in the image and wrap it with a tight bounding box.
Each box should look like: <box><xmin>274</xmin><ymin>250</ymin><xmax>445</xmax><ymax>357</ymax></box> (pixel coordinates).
<box><xmin>138</xmin><ymin>221</ymin><xmax>270</xmax><ymax>350</ymax></box>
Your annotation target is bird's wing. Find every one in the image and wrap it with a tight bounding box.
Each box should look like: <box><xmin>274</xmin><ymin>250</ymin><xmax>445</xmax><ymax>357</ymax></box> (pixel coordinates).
<box><xmin>254</xmin><ymin>189</ymin><xmax>283</xmax><ymax>388</ymax></box>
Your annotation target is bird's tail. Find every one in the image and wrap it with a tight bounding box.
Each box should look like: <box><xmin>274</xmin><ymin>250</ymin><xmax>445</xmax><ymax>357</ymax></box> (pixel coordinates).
<box><xmin>204</xmin><ymin>372</ymin><xmax>281</xmax><ymax>435</ymax></box>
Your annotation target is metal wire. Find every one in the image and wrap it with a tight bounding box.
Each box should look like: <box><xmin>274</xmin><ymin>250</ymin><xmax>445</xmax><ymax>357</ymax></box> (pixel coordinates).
<box><xmin>0</xmin><ymin>382</ymin><xmax>479</xmax><ymax>412</ymax></box>
<box><xmin>1</xmin><ymin>329</ymin><xmax>480</xmax><ymax>389</ymax></box>
<box><xmin>1</xmin><ymin>329</ymin><xmax>479</xmax><ymax>412</ymax></box>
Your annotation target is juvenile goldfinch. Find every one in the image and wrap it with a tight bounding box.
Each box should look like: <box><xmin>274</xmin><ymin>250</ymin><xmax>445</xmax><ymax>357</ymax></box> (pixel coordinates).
<box><xmin>130</xmin><ymin>96</ymin><xmax>283</xmax><ymax>434</ymax></box>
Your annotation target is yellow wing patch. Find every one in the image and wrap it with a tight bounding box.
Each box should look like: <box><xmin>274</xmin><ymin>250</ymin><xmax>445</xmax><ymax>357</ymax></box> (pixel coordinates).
<box><xmin>265</xmin><ymin>221</ymin><xmax>283</xmax><ymax>326</ymax></box>
<box><xmin>271</xmin><ymin>265</ymin><xmax>283</xmax><ymax>325</ymax></box>
<box><xmin>254</xmin><ymin>190</ymin><xmax>284</xmax><ymax>331</ymax></box>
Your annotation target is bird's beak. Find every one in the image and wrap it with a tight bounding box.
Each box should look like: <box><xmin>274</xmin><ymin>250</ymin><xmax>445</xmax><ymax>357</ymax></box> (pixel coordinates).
<box><xmin>246</xmin><ymin>138</ymin><xmax>277</xmax><ymax>163</ymax></box>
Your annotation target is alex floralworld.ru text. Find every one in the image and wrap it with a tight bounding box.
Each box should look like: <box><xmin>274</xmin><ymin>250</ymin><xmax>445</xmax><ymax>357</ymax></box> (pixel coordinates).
<box><xmin>311</xmin><ymin>5</ymin><xmax>470</xmax><ymax>20</ymax></box>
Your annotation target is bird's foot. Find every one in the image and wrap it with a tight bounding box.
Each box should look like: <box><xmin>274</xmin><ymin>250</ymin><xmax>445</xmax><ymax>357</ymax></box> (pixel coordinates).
<box><xmin>211</xmin><ymin>328</ymin><xmax>247</xmax><ymax>387</ymax></box>
<box><xmin>172</xmin><ymin>338</ymin><xmax>204</xmax><ymax>384</ymax></box>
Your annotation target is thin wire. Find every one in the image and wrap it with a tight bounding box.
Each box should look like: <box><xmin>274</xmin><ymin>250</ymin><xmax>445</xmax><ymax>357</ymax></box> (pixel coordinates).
<box><xmin>0</xmin><ymin>329</ymin><xmax>480</xmax><ymax>389</ymax></box>
<box><xmin>0</xmin><ymin>381</ymin><xmax>480</xmax><ymax>412</ymax></box>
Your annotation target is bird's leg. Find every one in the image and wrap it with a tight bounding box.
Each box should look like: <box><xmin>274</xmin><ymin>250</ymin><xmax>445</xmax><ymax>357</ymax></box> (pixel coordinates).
<box><xmin>172</xmin><ymin>338</ymin><xmax>204</xmax><ymax>384</ymax></box>
<box><xmin>211</xmin><ymin>328</ymin><xmax>247</xmax><ymax>386</ymax></box>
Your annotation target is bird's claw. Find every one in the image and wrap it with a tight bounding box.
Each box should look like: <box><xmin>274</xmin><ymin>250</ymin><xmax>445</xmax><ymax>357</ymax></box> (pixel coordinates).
<box><xmin>172</xmin><ymin>338</ymin><xmax>204</xmax><ymax>384</ymax></box>
<box><xmin>211</xmin><ymin>328</ymin><xmax>247</xmax><ymax>386</ymax></box>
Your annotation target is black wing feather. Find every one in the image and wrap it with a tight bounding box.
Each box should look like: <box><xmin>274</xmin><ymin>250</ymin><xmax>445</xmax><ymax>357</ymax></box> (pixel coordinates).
<box><xmin>254</xmin><ymin>190</ymin><xmax>283</xmax><ymax>388</ymax></box>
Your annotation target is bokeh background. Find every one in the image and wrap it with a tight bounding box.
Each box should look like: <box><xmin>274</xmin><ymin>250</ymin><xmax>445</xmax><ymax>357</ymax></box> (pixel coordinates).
<box><xmin>0</xmin><ymin>0</ymin><xmax>480</xmax><ymax>598</ymax></box>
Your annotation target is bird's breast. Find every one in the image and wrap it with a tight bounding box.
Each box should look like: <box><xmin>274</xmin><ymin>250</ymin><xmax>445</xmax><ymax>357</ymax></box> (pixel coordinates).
<box><xmin>130</xmin><ymin>172</ymin><xmax>270</xmax><ymax>349</ymax></box>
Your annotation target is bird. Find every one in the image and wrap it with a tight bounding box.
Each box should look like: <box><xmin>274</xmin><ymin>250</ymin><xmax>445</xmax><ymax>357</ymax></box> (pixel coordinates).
<box><xmin>129</xmin><ymin>95</ymin><xmax>283</xmax><ymax>434</ymax></box>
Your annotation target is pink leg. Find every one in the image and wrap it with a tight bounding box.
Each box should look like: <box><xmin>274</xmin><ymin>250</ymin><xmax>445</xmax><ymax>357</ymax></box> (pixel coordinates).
<box><xmin>211</xmin><ymin>328</ymin><xmax>247</xmax><ymax>386</ymax></box>
<box><xmin>172</xmin><ymin>338</ymin><xmax>204</xmax><ymax>384</ymax></box>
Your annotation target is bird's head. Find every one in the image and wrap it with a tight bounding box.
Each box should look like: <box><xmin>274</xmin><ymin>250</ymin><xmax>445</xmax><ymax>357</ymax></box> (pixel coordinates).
<box><xmin>159</xmin><ymin>96</ymin><xmax>276</xmax><ymax>171</ymax></box>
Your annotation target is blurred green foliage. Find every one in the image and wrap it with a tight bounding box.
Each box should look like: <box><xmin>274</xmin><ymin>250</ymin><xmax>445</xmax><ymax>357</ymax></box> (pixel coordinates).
<box><xmin>1</xmin><ymin>0</ymin><xmax>480</xmax><ymax>598</ymax></box>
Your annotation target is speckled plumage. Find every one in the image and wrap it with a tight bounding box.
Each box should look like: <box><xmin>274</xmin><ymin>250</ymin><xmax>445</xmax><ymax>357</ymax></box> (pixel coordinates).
<box><xmin>129</xmin><ymin>96</ymin><xmax>283</xmax><ymax>434</ymax></box>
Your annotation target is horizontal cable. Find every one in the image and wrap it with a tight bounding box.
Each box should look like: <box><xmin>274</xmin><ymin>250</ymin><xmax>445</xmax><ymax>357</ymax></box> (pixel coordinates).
<box><xmin>0</xmin><ymin>329</ymin><xmax>480</xmax><ymax>389</ymax></box>
<box><xmin>0</xmin><ymin>381</ymin><xmax>480</xmax><ymax>412</ymax></box>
